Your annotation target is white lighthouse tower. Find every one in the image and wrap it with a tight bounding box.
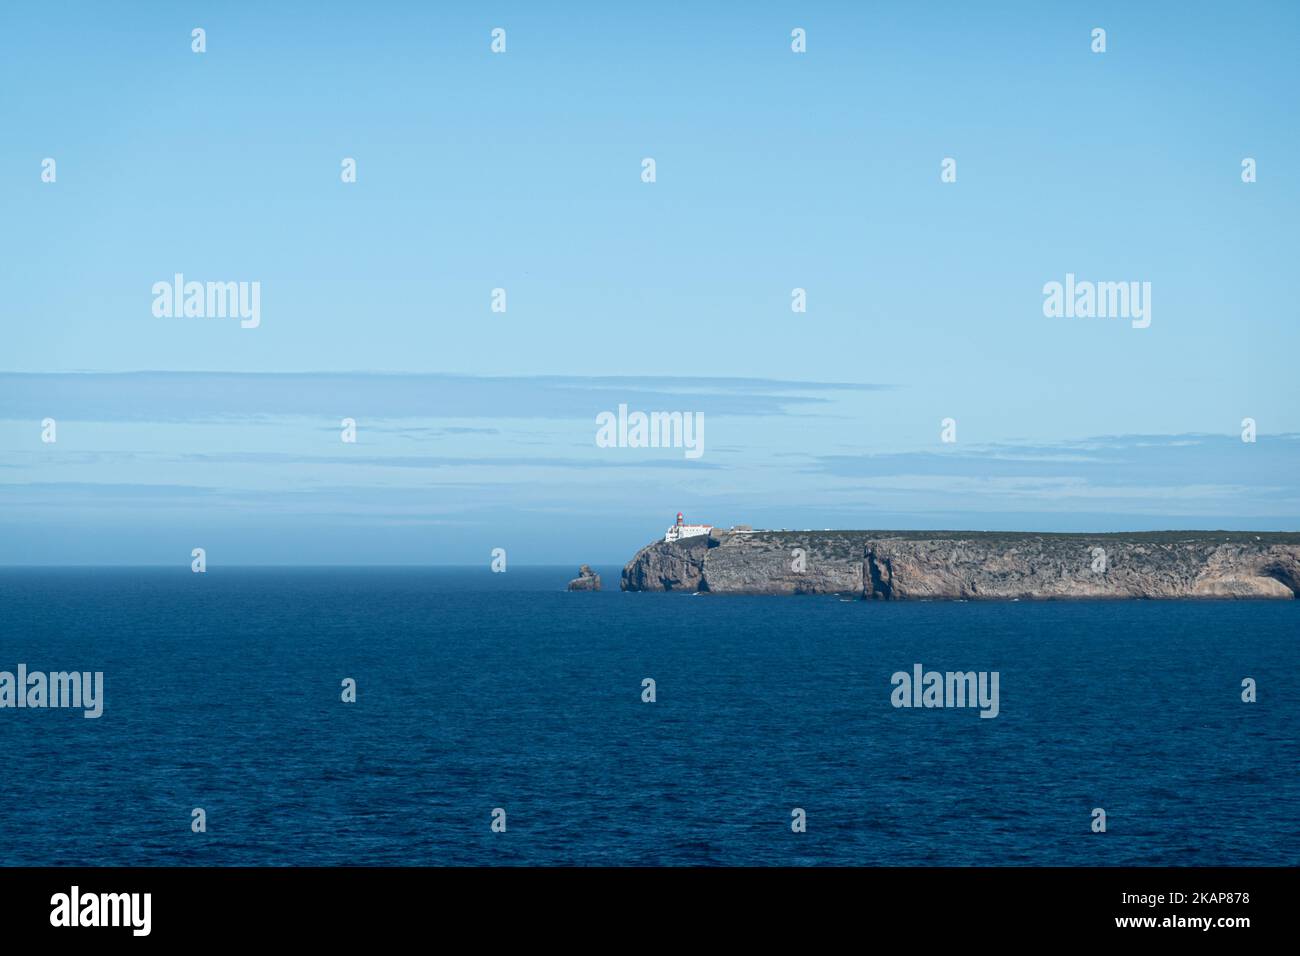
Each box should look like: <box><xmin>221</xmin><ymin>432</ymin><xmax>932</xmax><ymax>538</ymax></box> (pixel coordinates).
<box><xmin>664</xmin><ymin>511</ymin><xmax>713</xmax><ymax>543</ymax></box>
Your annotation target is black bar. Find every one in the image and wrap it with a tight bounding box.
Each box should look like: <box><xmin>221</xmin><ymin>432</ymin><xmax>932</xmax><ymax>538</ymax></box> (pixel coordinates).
<box><xmin>0</xmin><ymin>866</ymin><xmax>1282</xmax><ymax>941</ymax></box>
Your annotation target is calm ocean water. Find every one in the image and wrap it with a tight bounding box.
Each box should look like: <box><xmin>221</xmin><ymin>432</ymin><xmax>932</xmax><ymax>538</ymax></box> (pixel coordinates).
<box><xmin>0</xmin><ymin>567</ymin><xmax>1296</xmax><ymax>866</ymax></box>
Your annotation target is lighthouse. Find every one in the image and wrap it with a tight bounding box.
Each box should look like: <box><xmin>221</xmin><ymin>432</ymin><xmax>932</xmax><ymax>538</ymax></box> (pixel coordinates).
<box><xmin>664</xmin><ymin>512</ymin><xmax>713</xmax><ymax>543</ymax></box>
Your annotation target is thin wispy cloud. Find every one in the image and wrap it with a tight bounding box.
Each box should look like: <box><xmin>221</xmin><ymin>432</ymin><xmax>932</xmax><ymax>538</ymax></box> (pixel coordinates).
<box><xmin>810</xmin><ymin>433</ymin><xmax>1300</xmax><ymax>489</ymax></box>
<box><xmin>0</xmin><ymin>371</ymin><xmax>887</xmax><ymax>423</ymax></box>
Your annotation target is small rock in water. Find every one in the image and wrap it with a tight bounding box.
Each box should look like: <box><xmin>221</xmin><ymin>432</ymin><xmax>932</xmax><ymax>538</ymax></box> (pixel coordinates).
<box><xmin>567</xmin><ymin>564</ymin><xmax>601</xmax><ymax>591</ymax></box>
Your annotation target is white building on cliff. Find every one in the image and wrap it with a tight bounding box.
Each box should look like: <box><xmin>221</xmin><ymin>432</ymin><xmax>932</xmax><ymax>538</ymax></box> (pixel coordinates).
<box><xmin>664</xmin><ymin>512</ymin><xmax>713</xmax><ymax>543</ymax></box>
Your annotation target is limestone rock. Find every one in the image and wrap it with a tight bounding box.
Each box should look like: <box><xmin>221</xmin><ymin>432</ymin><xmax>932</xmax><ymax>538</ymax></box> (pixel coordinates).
<box><xmin>567</xmin><ymin>564</ymin><xmax>602</xmax><ymax>591</ymax></box>
<box><xmin>621</xmin><ymin>530</ymin><xmax>1300</xmax><ymax>599</ymax></box>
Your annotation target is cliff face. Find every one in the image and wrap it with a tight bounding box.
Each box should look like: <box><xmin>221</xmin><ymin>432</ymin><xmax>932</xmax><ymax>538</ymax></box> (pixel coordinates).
<box><xmin>621</xmin><ymin>534</ymin><xmax>708</xmax><ymax>591</ymax></box>
<box><xmin>621</xmin><ymin>530</ymin><xmax>1300</xmax><ymax>599</ymax></box>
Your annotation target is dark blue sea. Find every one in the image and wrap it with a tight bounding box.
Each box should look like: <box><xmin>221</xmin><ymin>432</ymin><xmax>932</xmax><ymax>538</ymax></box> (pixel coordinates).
<box><xmin>1</xmin><ymin>567</ymin><xmax>1296</xmax><ymax>866</ymax></box>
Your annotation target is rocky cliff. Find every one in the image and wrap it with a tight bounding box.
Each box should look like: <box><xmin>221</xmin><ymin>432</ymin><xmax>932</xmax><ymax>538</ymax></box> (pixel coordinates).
<box><xmin>621</xmin><ymin>530</ymin><xmax>1300</xmax><ymax>599</ymax></box>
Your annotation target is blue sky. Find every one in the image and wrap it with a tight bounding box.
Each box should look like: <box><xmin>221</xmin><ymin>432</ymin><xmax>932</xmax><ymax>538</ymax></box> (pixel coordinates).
<box><xmin>1</xmin><ymin>2</ymin><xmax>1297</xmax><ymax>564</ymax></box>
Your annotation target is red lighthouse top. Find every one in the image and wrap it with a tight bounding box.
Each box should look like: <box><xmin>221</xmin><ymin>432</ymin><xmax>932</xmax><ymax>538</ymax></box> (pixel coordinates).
<box><xmin>676</xmin><ymin>512</ymin><xmax>684</xmax><ymax>525</ymax></box>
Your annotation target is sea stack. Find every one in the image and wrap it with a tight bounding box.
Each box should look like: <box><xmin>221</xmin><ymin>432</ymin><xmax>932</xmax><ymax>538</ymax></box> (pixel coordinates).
<box><xmin>567</xmin><ymin>564</ymin><xmax>602</xmax><ymax>591</ymax></box>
